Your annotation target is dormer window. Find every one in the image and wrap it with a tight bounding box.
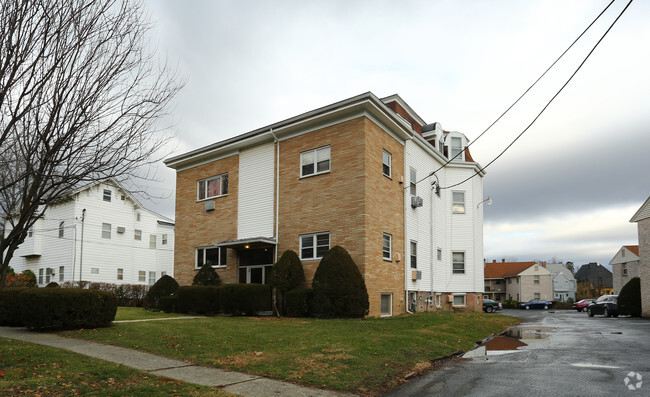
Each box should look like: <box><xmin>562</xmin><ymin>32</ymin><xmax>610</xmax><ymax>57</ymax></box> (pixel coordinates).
<box><xmin>450</xmin><ymin>137</ymin><xmax>463</xmax><ymax>160</ymax></box>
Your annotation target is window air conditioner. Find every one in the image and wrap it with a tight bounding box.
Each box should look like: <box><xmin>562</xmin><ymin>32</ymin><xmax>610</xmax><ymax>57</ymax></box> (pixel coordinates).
<box><xmin>117</xmin><ymin>227</ymin><xmax>125</xmax><ymax>234</ymax></box>
<box><xmin>411</xmin><ymin>196</ymin><xmax>423</xmax><ymax>208</ymax></box>
<box><xmin>204</xmin><ymin>200</ymin><xmax>215</xmax><ymax>211</ymax></box>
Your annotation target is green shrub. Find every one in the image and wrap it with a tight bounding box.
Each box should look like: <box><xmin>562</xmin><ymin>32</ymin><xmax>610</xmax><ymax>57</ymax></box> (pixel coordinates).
<box><xmin>502</xmin><ymin>300</ymin><xmax>519</xmax><ymax>309</ymax></box>
<box><xmin>45</xmin><ymin>282</ymin><xmax>60</xmax><ymax>288</ymax></box>
<box><xmin>143</xmin><ymin>275</ymin><xmax>179</xmax><ymax>311</ymax></box>
<box><xmin>311</xmin><ymin>245</ymin><xmax>369</xmax><ymax>318</ymax></box>
<box><xmin>61</xmin><ymin>281</ymin><xmax>149</xmax><ymax>307</ymax></box>
<box><xmin>176</xmin><ymin>286</ymin><xmax>221</xmax><ymax>314</ymax></box>
<box><xmin>160</xmin><ymin>295</ymin><xmax>179</xmax><ymax>313</ymax></box>
<box><xmin>0</xmin><ymin>287</ymin><xmax>28</xmax><ymax>326</ymax></box>
<box><xmin>270</xmin><ymin>250</ymin><xmax>305</xmax><ymax>315</ymax></box>
<box><xmin>618</xmin><ymin>277</ymin><xmax>641</xmax><ymax>317</ymax></box>
<box><xmin>551</xmin><ymin>301</ymin><xmax>572</xmax><ymax>310</ymax></box>
<box><xmin>18</xmin><ymin>288</ymin><xmax>117</xmax><ymax>330</ymax></box>
<box><xmin>285</xmin><ymin>288</ymin><xmax>313</xmax><ymax>317</ymax></box>
<box><xmin>21</xmin><ymin>270</ymin><xmax>37</xmax><ymax>287</ymax></box>
<box><xmin>192</xmin><ymin>265</ymin><xmax>222</xmax><ymax>286</ymax></box>
<box><xmin>220</xmin><ymin>284</ymin><xmax>272</xmax><ymax>315</ymax></box>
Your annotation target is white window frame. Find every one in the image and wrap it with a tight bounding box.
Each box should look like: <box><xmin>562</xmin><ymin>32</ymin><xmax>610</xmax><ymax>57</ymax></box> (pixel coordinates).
<box><xmin>437</xmin><ymin>248</ymin><xmax>442</xmax><ymax>261</ymax></box>
<box><xmin>102</xmin><ymin>223</ymin><xmax>111</xmax><ymax>239</ymax></box>
<box><xmin>149</xmin><ymin>234</ymin><xmax>156</xmax><ymax>249</ymax></box>
<box><xmin>452</xmin><ymin>191</ymin><xmax>465</xmax><ymax>214</ymax></box>
<box><xmin>196</xmin><ymin>246</ymin><xmax>227</xmax><ymax>269</ymax></box>
<box><xmin>103</xmin><ymin>189</ymin><xmax>111</xmax><ymax>202</ymax></box>
<box><xmin>59</xmin><ymin>266</ymin><xmax>64</xmax><ymax>282</ymax></box>
<box><xmin>380</xmin><ymin>293</ymin><xmax>393</xmax><ymax>317</ymax></box>
<box><xmin>534</xmin><ymin>292</ymin><xmax>541</xmax><ymax>299</ymax></box>
<box><xmin>410</xmin><ymin>241</ymin><xmax>417</xmax><ymax>269</ymax></box>
<box><xmin>452</xmin><ymin>294</ymin><xmax>466</xmax><ymax>307</ymax></box>
<box><xmin>91</xmin><ymin>267</ymin><xmax>99</xmax><ymax>275</ymax></box>
<box><xmin>138</xmin><ymin>271</ymin><xmax>146</xmax><ymax>282</ymax></box>
<box><xmin>382</xmin><ymin>150</ymin><xmax>391</xmax><ymax>178</ymax></box>
<box><xmin>622</xmin><ymin>264</ymin><xmax>628</xmax><ymax>276</ymax></box>
<box><xmin>534</xmin><ymin>275</ymin><xmax>540</xmax><ymax>284</ymax></box>
<box><xmin>382</xmin><ymin>233</ymin><xmax>392</xmax><ymax>261</ymax></box>
<box><xmin>117</xmin><ymin>268</ymin><xmax>124</xmax><ymax>280</ymax></box>
<box><xmin>300</xmin><ymin>232</ymin><xmax>330</xmax><ymax>260</ymax></box>
<box><xmin>58</xmin><ymin>221</ymin><xmax>64</xmax><ymax>238</ymax></box>
<box><xmin>452</xmin><ymin>251</ymin><xmax>465</xmax><ymax>274</ymax></box>
<box><xmin>162</xmin><ymin>234</ymin><xmax>168</xmax><ymax>245</ymax></box>
<box><xmin>435</xmin><ymin>293</ymin><xmax>441</xmax><ymax>307</ymax></box>
<box><xmin>134</xmin><ymin>229</ymin><xmax>142</xmax><ymax>241</ymax></box>
<box><xmin>450</xmin><ymin>137</ymin><xmax>463</xmax><ymax>160</ymax></box>
<box><xmin>409</xmin><ymin>167</ymin><xmax>417</xmax><ymax>197</ymax></box>
<box><xmin>300</xmin><ymin>146</ymin><xmax>331</xmax><ymax>178</ymax></box>
<box><xmin>38</xmin><ymin>268</ymin><xmax>43</xmax><ymax>284</ymax></box>
<box><xmin>197</xmin><ymin>173</ymin><xmax>228</xmax><ymax>201</ymax></box>
<box><xmin>149</xmin><ymin>271</ymin><xmax>156</xmax><ymax>286</ymax></box>
<box><xmin>28</xmin><ymin>227</ymin><xmax>33</xmax><ymax>238</ymax></box>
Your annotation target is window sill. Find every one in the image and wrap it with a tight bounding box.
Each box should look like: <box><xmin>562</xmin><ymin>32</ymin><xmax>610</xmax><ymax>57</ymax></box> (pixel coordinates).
<box><xmin>383</xmin><ymin>257</ymin><xmax>392</xmax><ymax>262</ymax></box>
<box><xmin>383</xmin><ymin>174</ymin><xmax>392</xmax><ymax>179</ymax></box>
<box><xmin>194</xmin><ymin>265</ymin><xmax>227</xmax><ymax>270</ymax></box>
<box><xmin>300</xmin><ymin>258</ymin><xmax>322</xmax><ymax>261</ymax></box>
<box><xmin>299</xmin><ymin>171</ymin><xmax>330</xmax><ymax>180</ymax></box>
<box><xmin>197</xmin><ymin>194</ymin><xmax>227</xmax><ymax>203</ymax></box>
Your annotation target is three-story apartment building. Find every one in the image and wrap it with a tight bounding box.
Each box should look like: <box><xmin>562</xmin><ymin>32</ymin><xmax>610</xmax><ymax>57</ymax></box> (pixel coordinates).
<box><xmin>165</xmin><ymin>92</ymin><xmax>486</xmax><ymax>316</ymax></box>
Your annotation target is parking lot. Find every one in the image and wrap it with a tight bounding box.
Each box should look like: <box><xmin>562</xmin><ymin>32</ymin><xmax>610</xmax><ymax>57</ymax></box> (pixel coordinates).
<box><xmin>386</xmin><ymin>309</ymin><xmax>650</xmax><ymax>397</ymax></box>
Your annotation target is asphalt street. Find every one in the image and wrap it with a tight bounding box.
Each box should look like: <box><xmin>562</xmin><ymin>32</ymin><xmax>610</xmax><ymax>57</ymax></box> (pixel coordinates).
<box><xmin>385</xmin><ymin>309</ymin><xmax>650</xmax><ymax>397</ymax></box>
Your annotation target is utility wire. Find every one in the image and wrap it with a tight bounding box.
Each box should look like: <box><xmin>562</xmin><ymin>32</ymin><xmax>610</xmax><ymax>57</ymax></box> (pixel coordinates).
<box><xmin>440</xmin><ymin>0</ymin><xmax>633</xmax><ymax>190</ymax></box>
<box><xmin>410</xmin><ymin>0</ymin><xmax>616</xmax><ymax>189</ymax></box>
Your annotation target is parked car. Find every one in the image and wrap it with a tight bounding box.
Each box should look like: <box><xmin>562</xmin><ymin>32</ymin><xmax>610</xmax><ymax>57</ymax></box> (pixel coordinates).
<box><xmin>483</xmin><ymin>299</ymin><xmax>503</xmax><ymax>313</ymax></box>
<box><xmin>587</xmin><ymin>295</ymin><xmax>618</xmax><ymax>318</ymax></box>
<box><xmin>572</xmin><ymin>299</ymin><xmax>595</xmax><ymax>312</ymax></box>
<box><xmin>519</xmin><ymin>299</ymin><xmax>553</xmax><ymax>310</ymax></box>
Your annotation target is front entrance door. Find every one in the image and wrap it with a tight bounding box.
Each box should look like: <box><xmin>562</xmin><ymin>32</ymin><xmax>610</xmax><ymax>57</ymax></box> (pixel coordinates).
<box><xmin>237</xmin><ymin>247</ymin><xmax>274</xmax><ymax>284</ymax></box>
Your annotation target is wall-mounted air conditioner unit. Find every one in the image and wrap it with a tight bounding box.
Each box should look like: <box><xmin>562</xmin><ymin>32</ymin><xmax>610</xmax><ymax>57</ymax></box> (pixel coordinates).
<box><xmin>395</xmin><ymin>252</ymin><xmax>402</xmax><ymax>262</ymax></box>
<box><xmin>204</xmin><ymin>200</ymin><xmax>215</xmax><ymax>211</ymax></box>
<box><xmin>410</xmin><ymin>196</ymin><xmax>423</xmax><ymax>208</ymax></box>
<box><xmin>116</xmin><ymin>226</ymin><xmax>125</xmax><ymax>234</ymax></box>
<box><xmin>398</xmin><ymin>175</ymin><xmax>404</xmax><ymax>184</ymax></box>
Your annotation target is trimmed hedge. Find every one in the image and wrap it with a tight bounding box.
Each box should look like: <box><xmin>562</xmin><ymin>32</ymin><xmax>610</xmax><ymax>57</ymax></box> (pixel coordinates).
<box><xmin>61</xmin><ymin>281</ymin><xmax>148</xmax><ymax>307</ymax></box>
<box><xmin>285</xmin><ymin>288</ymin><xmax>313</xmax><ymax>317</ymax></box>
<box><xmin>618</xmin><ymin>277</ymin><xmax>641</xmax><ymax>317</ymax></box>
<box><xmin>220</xmin><ymin>284</ymin><xmax>272</xmax><ymax>315</ymax></box>
<box><xmin>311</xmin><ymin>245</ymin><xmax>369</xmax><ymax>318</ymax></box>
<box><xmin>0</xmin><ymin>288</ymin><xmax>29</xmax><ymax>326</ymax></box>
<box><xmin>18</xmin><ymin>288</ymin><xmax>117</xmax><ymax>330</ymax></box>
<box><xmin>143</xmin><ymin>275</ymin><xmax>179</xmax><ymax>311</ymax></box>
<box><xmin>176</xmin><ymin>286</ymin><xmax>221</xmax><ymax>315</ymax></box>
<box><xmin>193</xmin><ymin>265</ymin><xmax>222</xmax><ymax>286</ymax></box>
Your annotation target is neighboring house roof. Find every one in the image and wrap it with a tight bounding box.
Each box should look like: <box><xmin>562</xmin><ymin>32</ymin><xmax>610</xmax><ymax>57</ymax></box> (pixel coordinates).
<box><xmin>624</xmin><ymin>245</ymin><xmax>640</xmax><ymax>256</ymax></box>
<box><xmin>574</xmin><ymin>262</ymin><xmax>613</xmax><ymax>288</ymax></box>
<box><xmin>484</xmin><ymin>261</ymin><xmax>538</xmax><ymax>279</ymax></box>
<box><xmin>545</xmin><ymin>263</ymin><xmax>576</xmax><ymax>281</ymax></box>
<box><xmin>630</xmin><ymin>196</ymin><xmax>650</xmax><ymax>222</ymax></box>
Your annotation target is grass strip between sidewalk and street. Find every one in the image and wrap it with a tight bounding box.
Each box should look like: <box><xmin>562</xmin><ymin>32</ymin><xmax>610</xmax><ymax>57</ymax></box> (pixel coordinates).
<box><xmin>0</xmin><ymin>338</ymin><xmax>233</xmax><ymax>396</ymax></box>
<box><xmin>62</xmin><ymin>310</ymin><xmax>520</xmax><ymax>395</ymax></box>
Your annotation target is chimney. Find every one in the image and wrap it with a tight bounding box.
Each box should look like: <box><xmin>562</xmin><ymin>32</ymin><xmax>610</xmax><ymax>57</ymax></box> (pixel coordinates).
<box><xmin>502</xmin><ymin>259</ymin><xmax>505</xmax><ymax>263</ymax></box>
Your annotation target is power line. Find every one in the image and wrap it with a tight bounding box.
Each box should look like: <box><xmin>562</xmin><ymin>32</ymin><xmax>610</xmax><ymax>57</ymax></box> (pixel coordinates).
<box><xmin>440</xmin><ymin>0</ymin><xmax>633</xmax><ymax>190</ymax></box>
<box><xmin>410</xmin><ymin>0</ymin><xmax>617</xmax><ymax>189</ymax></box>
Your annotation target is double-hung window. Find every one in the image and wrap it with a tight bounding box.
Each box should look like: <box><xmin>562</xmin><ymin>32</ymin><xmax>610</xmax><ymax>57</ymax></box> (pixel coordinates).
<box><xmin>383</xmin><ymin>233</ymin><xmax>392</xmax><ymax>261</ymax></box>
<box><xmin>410</xmin><ymin>167</ymin><xmax>417</xmax><ymax>196</ymax></box>
<box><xmin>410</xmin><ymin>241</ymin><xmax>417</xmax><ymax>269</ymax></box>
<box><xmin>103</xmin><ymin>189</ymin><xmax>111</xmax><ymax>202</ymax></box>
<box><xmin>102</xmin><ymin>223</ymin><xmax>111</xmax><ymax>239</ymax></box>
<box><xmin>453</xmin><ymin>294</ymin><xmax>466</xmax><ymax>306</ymax></box>
<box><xmin>300</xmin><ymin>146</ymin><xmax>330</xmax><ymax>177</ymax></box>
<box><xmin>162</xmin><ymin>234</ymin><xmax>168</xmax><ymax>245</ymax></box>
<box><xmin>534</xmin><ymin>275</ymin><xmax>540</xmax><ymax>284</ymax></box>
<box><xmin>450</xmin><ymin>137</ymin><xmax>463</xmax><ymax>160</ymax></box>
<box><xmin>382</xmin><ymin>150</ymin><xmax>391</xmax><ymax>177</ymax></box>
<box><xmin>300</xmin><ymin>232</ymin><xmax>329</xmax><ymax>260</ymax></box>
<box><xmin>197</xmin><ymin>173</ymin><xmax>228</xmax><ymax>200</ymax></box>
<box><xmin>452</xmin><ymin>192</ymin><xmax>465</xmax><ymax>214</ymax></box>
<box><xmin>452</xmin><ymin>252</ymin><xmax>465</xmax><ymax>274</ymax></box>
<box><xmin>59</xmin><ymin>221</ymin><xmax>64</xmax><ymax>238</ymax></box>
<box><xmin>134</xmin><ymin>229</ymin><xmax>142</xmax><ymax>240</ymax></box>
<box><xmin>149</xmin><ymin>234</ymin><xmax>156</xmax><ymax>249</ymax></box>
<box><xmin>196</xmin><ymin>247</ymin><xmax>227</xmax><ymax>268</ymax></box>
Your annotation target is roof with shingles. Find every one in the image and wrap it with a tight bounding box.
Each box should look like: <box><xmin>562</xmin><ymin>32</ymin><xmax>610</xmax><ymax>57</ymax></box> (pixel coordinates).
<box><xmin>484</xmin><ymin>261</ymin><xmax>537</xmax><ymax>279</ymax></box>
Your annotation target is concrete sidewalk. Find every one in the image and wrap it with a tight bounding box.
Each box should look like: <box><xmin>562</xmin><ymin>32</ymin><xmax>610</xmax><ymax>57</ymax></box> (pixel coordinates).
<box><xmin>0</xmin><ymin>326</ymin><xmax>355</xmax><ymax>397</ymax></box>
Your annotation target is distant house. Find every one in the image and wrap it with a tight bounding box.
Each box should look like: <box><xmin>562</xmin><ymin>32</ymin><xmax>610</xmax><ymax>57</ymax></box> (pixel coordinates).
<box><xmin>7</xmin><ymin>179</ymin><xmax>174</xmax><ymax>286</ymax></box>
<box><xmin>545</xmin><ymin>263</ymin><xmax>577</xmax><ymax>302</ymax></box>
<box><xmin>630</xmin><ymin>196</ymin><xmax>650</xmax><ymax>318</ymax></box>
<box><xmin>574</xmin><ymin>262</ymin><xmax>613</xmax><ymax>300</ymax></box>
<box><xmin>484</xmin><ymin>260</ymin><xmax>553</xmax><ymax>302</ymax></box>
<box><xmin>609</xmin><ymin>245</ymin><xmax>640</xmax><ymax>294</ymax></box>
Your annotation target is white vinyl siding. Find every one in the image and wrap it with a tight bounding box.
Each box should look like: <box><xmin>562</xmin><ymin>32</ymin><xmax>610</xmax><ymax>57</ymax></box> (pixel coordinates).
<box><xmin>238</xmin><ymin>142</ymin><xmax>275</xmax><ymax>239</ymax></box>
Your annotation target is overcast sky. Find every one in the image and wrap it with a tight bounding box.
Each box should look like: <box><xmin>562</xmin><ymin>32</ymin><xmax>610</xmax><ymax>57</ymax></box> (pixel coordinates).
<box><xmin>141</xmin><ymin>0</ymin><xmax>649</xmax><ymax>270</ymax></box>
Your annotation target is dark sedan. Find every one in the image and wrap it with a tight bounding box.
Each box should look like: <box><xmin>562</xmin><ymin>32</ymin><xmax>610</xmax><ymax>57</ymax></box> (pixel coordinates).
<box><xmin>572</xmin><ymin>299</ymin><xmax>595</xmax><ymax>312</ymax></box>
<box><xmin>483</xmin><ymin>299</ymin><xmax>502</xmax><ymax>313</ymax></box>
<box><xmin>587</xmin><ymin>295</ymin><xmax>618</xmax><ymax>317</ymax></box>
<box><xmin>519</xmin><ymin>298</ymin><xmax>553</xmax><ymax>310</ymax></box>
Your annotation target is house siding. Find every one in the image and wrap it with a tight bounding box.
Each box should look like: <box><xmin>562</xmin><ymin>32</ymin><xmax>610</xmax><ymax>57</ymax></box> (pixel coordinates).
<box><xmin>639</xmin><ymin>217</ymin><xmax>650</xmax><ymax>318</ymax></box>
<box><xmin>238</xmin><ymin>142</ymin><xmax>275</xmax><ymax>240</ymax></box>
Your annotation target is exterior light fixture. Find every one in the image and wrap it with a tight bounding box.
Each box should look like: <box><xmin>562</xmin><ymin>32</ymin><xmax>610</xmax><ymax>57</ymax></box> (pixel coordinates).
<box><xmin>477</xmin><ymin>197</ymin><xmax>492</xmax><ymax>208</ymax></box>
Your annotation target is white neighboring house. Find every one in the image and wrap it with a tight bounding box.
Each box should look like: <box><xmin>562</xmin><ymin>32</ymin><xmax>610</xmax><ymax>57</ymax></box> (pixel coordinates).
<box><xmin>546</xmin><ymin>263</ymin><xmax>577</xmax><ymax>302</ymax></box>
<box><xmin>7</xmin><ymin>179</ymin><xmax>174</xmax><ymax>286</ymax></box>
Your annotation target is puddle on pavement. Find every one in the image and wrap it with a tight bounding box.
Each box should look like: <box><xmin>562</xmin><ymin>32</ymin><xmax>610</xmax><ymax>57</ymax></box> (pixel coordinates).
<box><xmin>483</xmin><ymin>325</ymin><xmax>553</xmax><ymax>355</ymax></box>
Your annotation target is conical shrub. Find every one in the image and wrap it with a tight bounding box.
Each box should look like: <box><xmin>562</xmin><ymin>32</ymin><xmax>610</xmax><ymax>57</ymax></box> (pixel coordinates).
<box><xmin>311</xmin><ymin>245</ymin><xmax>369</xmax><ymax>318</ymax></box>
<box><xmin>143</xmin><ymin>275</ymin><xmax>179</xmax><ymax>310</ymax></box>
<box><xmin>618</xmin><ymin>277</ymin><xmax>641</xmax><ymax>317</ymax></box>
<box><xmin>192</xmin><ymin>264</ymin><xmax>222</xmax><ymax>286</ymax></box>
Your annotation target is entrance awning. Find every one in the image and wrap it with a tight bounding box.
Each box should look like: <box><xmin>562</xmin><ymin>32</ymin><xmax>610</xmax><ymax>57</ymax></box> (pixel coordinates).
<box><xmin>213</xmin><ymin>236</ymin><xmax>277</xmax><ymax>250</ymax></box>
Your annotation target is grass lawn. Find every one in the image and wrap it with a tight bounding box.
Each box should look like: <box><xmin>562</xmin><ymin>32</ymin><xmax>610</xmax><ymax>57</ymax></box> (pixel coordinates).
<box><xmin>115</xmin><ymin>307</ymin><xmax>193</xmax><ymax>321</ymax></box>
<box><xmin>0</xmin><ymin>338</ymin><xmax>232</xmax><ymax>396</ymax></box>
<box><xmin>63</xmin><ymin>312</ymin><xmax>520</xmax><ymax>395</ymax></box>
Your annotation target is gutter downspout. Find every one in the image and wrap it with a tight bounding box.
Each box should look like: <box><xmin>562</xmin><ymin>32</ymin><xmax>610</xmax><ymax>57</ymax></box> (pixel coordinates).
<box><xmin>270</xmin><ymin>129</ymin><xmax>280</xmax><ymax>318</ymax></box>
<box><xmin>404</xmin><ymin>136</ymin><xmax>412</xmax><ymax>314</ymax></box>
<box><xmin>79</xmin><ymin>208</ymin><xmax>86</xmax><ymax>282</ymax></box>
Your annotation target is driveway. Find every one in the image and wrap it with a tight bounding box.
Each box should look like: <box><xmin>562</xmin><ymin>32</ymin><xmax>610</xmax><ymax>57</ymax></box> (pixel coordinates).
<box><xmin>385</xmin><ymin>309</ymin><xmax>650</xmax><ymax>397</ymax></box>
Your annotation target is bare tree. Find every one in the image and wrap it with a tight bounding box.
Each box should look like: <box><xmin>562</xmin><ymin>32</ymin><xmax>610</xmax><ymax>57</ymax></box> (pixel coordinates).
<box><xmin>0</xmin><ymin>0</ymin><xmax>183</xmax><ymax>290</ymax></box>
<box><xmin>565</xmin><ymin>262</ymin><xmax>575</xmax><ymax>275</ymax></box>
